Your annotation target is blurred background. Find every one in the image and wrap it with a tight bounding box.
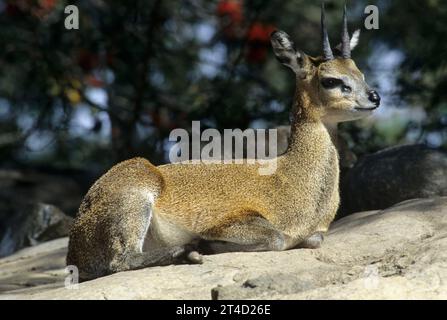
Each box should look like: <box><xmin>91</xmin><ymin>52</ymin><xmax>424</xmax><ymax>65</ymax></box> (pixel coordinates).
<box><xmin>1</xmin><ymin>0</ymin><xmax>446</xmax><ymax>168</ymax></box>
<box><xmin>0</xmin><ymin>0</ymin><xmax>446</xmax><ymax>257</ymax></box>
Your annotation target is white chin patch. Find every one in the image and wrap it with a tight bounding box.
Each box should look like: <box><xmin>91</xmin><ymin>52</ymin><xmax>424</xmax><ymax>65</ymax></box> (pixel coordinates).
<box><xmin>355</xmin><ymin>106</ymin><xmax>376</xmax><ymax>112</ymax></box>
<box><xmin>323</xmin><ymin>108</ymin><xmax>376</xmax><ymax>123</ymax></box>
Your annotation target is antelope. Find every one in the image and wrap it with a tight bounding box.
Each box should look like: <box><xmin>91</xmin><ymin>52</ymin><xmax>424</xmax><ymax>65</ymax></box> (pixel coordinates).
<box><xmin>67</xmin><ymin>4</ymin><xmax>380</xmax><ymax>281</ymax></box>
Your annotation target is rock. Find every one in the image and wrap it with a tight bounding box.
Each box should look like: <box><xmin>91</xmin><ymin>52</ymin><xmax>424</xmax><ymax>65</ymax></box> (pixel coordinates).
<box><xmin>0</xmin><ymin>168</ymin><xmax>83</xmax><ymax>257</ymax></box>
<box><xmin>339</xmin><ymin>144</ymin><xmax>447</xmax><ymax>217</ymax></box>
<box><xmin>0</xmin><ymin>197</ymin><xmax>446</xmax><ymax>300</ymax></box>
<box><xmin>0</xmin><ymin>169</ymin><xmax>84</xmax><ymax>218</ymax></box>
<box><xmin>0</xmin><ymin>202</ymin><xmax>73</xmax><ymax>257</ymax></box>
<box><xmin>0</xmin><ymin>238</ymin><xmax>68</xmax><ymax>294</ymax></box>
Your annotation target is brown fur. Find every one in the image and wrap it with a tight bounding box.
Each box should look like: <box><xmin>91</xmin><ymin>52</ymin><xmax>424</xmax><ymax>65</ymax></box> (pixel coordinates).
<box><xmin>67</xmin><ymin>30</ymin><xmax>378</xmax><ymax>281</ymax></box>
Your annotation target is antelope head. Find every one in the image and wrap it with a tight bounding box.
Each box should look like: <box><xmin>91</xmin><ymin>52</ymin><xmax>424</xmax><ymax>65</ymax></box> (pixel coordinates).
<box><xmin>271</xmin><ymin>3</ymin><xmax>381</xmax><ymax>123</ymax></box>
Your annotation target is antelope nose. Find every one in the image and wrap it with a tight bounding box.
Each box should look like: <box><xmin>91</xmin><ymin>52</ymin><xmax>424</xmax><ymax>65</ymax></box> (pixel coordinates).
<box><xmin>368</xmin><ymin>90</ymin><xmax>381</xmax><ymax>106</ymax></box>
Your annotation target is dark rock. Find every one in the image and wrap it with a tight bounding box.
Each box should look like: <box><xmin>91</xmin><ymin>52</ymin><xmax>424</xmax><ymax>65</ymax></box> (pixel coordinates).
<box><xmin>0</xmin><ymin>201</ymin><xmax>73</xmax><ymax>257</ymax></box>
<box><xmin>0</xmin><ymin>169</ymin><xmax>84</xmax><ymax>227</ymax></box>
<box><xmin>339</xmin><ymin>144</ymin><xmax>447</xmax><ymax>217</ymax></box>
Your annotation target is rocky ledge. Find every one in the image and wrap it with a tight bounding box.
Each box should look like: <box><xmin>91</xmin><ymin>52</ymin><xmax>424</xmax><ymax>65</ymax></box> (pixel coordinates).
<box><xmin>0</xmin><ymin>197</ymin><xmax>446</xmax><ymax>300</ymax></box>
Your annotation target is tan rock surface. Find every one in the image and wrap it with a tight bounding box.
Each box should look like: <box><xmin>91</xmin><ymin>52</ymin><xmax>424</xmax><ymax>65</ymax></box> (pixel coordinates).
<box><xmin>1</xmin><ymin>197</ymin><xmax>446</xmax><ymax>300</ymax></box>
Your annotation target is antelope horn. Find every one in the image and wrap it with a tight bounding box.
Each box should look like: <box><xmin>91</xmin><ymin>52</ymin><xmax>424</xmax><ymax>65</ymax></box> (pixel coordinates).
<box><xmin>321</xmin><ymin>2</ymin><xmax>334</xmax><ymax>61</ymax></box>
<box><xmin>341</xmin><ymin>3</ymin><xmax>351</xmax><ymax>59</ymax></box>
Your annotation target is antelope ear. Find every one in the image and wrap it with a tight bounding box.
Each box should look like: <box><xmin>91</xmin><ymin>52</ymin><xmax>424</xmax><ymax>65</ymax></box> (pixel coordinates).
<box><xmin>270</xmin><ymin>30</ymin><xmax>306</xmax><ymax>74</ymax></box>
<box><xmin>335</xmin><ymin>29</ymin><xmax>361</xmax><ymax>52</ymax></box>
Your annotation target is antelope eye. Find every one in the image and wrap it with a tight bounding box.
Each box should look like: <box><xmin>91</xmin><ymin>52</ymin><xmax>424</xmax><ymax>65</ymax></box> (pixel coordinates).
<box><xmin>321</xmin><ymin>77</ymin><xmax>342</xmax><ymax>89</ymax></box>
<box><xmin>341</xmin><ymin>85</ymin><xmax>352</xmax><ymax>93</ymax></box>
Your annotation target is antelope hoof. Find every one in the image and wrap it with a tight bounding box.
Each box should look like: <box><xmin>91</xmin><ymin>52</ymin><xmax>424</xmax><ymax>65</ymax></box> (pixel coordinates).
<box><xmin>186</xmin><ymin>251</ymin><xmax>203</xmax><ymax>264</ymax></box>
<box><xmin>176</xmin><ymin>244</ymin><xmax>203</xmax><ymax>264</ymax></box>
<box><xmin>298</xmin><ymin>232</ymin><xmax>324</xmax><ymax>249</ymax></box>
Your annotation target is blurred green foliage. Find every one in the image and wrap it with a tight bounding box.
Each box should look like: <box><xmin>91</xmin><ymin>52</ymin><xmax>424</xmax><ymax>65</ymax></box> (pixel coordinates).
<box><xmin>0</xmin><ymin>0</ymin><xmax>445</xmax><ymax>171</ymax></box>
